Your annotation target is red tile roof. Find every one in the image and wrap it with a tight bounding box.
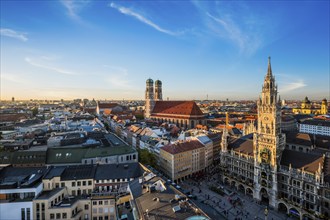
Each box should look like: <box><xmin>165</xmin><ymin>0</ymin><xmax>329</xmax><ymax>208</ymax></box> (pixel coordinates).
<box><xmin>151</xmin><ymin>101</ymin><xmax>204</xmax><ymax>116</ymax></box>
<box><xmin>98</xmin><ymin>102</ymin><xmax>119</xmax><ymax>109</ymax></box>
<box><xmin>161</xmin><ymin>140</ymin><xmax>204</xmax><ymax>154</ymax></box>
<box><xmin>0</xmin><ymin>113</ymin><xmax>29</xmax><ymax>122</ymax></box>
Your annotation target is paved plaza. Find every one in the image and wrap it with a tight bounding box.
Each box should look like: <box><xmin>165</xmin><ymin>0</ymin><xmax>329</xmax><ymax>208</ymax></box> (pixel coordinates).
<box><xmin>179</xmin><ymin>172</ymin><xmax>296</xmax><ymax>220</ymax></box>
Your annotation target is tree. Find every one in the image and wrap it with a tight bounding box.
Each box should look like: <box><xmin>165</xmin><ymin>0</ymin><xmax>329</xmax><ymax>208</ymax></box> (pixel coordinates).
<box><xmin>32</xmin><ymin>107</ymin><xmax>38</xmax><ymax>116</ymax></box>
<box><xmin>138</xmin><ymin>149</ymin><xmax>157</xmax><ymax>168</ymax></box>
<box><xmin>103</xmin><ymin>122</ymin><xmax>110</xmax><ymax>131</ymax></box>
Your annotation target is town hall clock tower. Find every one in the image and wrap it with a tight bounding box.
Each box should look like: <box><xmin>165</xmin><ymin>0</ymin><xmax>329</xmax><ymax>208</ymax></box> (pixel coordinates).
<box><xmin>253</xmin><ymin>57</ymin><xmax>286</xmax><ymax>208</ymax></box>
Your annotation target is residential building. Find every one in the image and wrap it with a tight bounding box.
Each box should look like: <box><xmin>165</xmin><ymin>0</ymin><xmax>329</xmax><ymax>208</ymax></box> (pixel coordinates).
<box><xmin>160</xmin><ymin>140</ymin><xmax>208</xmax><ymax>182</ymax></box>
<box><xmin>128</xmin><ymin>172</ymin><xmax>209</xmax><ymax>220</ymax></box>
<box><xmin>0</xmin><ymin>132</ymin><xmax>138</xmax><ymax>167</ymax></box>
<box><xmin>299</xmin><ymin>119</ymin><xmax>330</xmax><ymax>136</ymax></box>
<box><xmin>0</xmin><ymin>167</ymin><xmax>46</xmax><ymax>220</ymax></box>
<box><xmin>96</xmin><ymin>102</ymin><xmax>123</xmax><ymax>115</ymax></box>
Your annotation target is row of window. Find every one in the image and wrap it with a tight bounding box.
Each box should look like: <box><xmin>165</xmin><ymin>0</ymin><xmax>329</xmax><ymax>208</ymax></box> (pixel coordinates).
<box><xmin>92</xmin><ymin>207</ymin><xmax>115</xmax><ymax>214</ymax></box>
<box><xmin>92</xmin><ymin>200</ymin><xmax>115</xmax><ymax>206</ymax></box>
<box><xmin>92</xmin><ymin>216</ymin><xmax>115</xmax><ymax>220</ymax></box>
<box><xmin>84</xmin><ymin>153</ymin><xmax>137</xmax><ymax>164</ymax></box>
<box><xmin>50</xmin><ymin>213</ymin><xmax>67</xmax><ymax>219</ymax></box>
<box><xmin>95</xmin><ymin>178</ymin><xmax>131</xmax><ymax>183</ymax></box>
<box><xmin>72</xmin><ymin>189</ymin><xmax>92</xmax><ymax>196</ymax></box>
<box><xmin>72</xmin><ymin>180</ymin><xmax>93</xmax><ymax>187</ymax></box>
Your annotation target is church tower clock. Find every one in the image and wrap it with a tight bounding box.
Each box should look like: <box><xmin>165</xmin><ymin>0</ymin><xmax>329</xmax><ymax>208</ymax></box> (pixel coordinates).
<box><xmin>253</xmin><ymin>57</ymin><xmax>285</xmax><ymax>208</ymax></box>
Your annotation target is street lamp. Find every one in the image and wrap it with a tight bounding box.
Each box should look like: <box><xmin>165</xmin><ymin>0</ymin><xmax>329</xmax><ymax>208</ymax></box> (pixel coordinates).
<box><xmin>264</xmin><ymin>207</ymin><xmax>268</xmax><ymax>220</ymax></box>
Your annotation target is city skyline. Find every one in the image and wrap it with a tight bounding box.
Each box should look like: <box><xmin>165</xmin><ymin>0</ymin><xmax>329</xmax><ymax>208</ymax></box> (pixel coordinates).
<box><xmin>1</xmin><ymin>1</ymin><xmax>329</xmax><ymax>101</ymax></box>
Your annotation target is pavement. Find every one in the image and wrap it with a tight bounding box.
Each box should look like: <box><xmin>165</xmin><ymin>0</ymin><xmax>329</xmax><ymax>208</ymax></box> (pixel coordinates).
<box><xmin>179</xmin><ymin>171</ymin><xmax>296</xmax><ymax>220</ymax></box>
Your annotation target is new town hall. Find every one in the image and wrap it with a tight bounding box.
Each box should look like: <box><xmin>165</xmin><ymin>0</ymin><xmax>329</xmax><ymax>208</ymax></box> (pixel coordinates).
<box><xmin>219</xmin><ymin>58</ymin><xmax>329</xmax><ymax>219</ymax></box>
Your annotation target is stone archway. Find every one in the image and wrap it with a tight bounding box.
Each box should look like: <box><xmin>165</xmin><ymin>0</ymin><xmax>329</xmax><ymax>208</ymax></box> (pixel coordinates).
<box><xmin>261</xmin><ymin>171</ymin><xmax>267</xmax><ymax>179</ymax></box>
<box><xmin>238</xmin><ymin>184</ymin><xmax>245</xmax><ymax>194</ymax></box>
<box><xmin>246</xmin><ymin>187</ymin><xmax>253</xmax><ymax>197</ymax></box>
<box><xmin>231</xmin><ymin>180</ymin><xmax>237</xmax><ymax>189</ymax></box>
<box><xmin>289</xmin><ymin>208</ymin><xmax>300</xmax><ymax>219</ymax></box>
<box><xmin>278</xmin><ymin>202</ymin><xmax>288</xmax><ymax>214</ymax></box>
<box><xmin>261</xmin><ymin>179</ymin><xmax>267</xmax><ymax>188</ymax></box>
<box><xmin>260</xmin><ymin>187</ymin><xmax>269</xmax><ymax>205</ymax></box>
<box><xmin>224</xmin><ymin>177</ymin><xmax>230</xmax><ymax>186</ymax></box>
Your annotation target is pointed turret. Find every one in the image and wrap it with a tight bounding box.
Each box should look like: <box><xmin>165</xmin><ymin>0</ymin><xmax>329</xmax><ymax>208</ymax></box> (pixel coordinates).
<box><xmin>267</xmin><ymin>56</ymin><xmax>272</xmax><ymax>78</ymax></box>
<box><xmin>278</xmin><ymin>95</ymin><xmax>281</xmax><ymax>105</ymax></box>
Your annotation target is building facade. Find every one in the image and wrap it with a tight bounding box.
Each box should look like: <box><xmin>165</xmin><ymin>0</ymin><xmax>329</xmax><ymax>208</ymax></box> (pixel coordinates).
<box><xmin>293</xmin><ymin>97</ymin><xmax>328</xmax><ymax>115</ymax></box>
<box><xmin>219</xmin><ymin>58</ymin><xmax>330</xmax><ymax>220</ymax></box>
<box><xmin>299</xmin><ymin>120</ymin><xmax>330</xmax><ymax>136</ymax></box>
<box><xmin>0</xmin><ymin>167</ymin><xmax>46</xmax><ymax>220</ymax></box>
<box><xmin>160</xmin><ymin>139</ymin><xmax>212</xmax><ymax>182</ymax></box>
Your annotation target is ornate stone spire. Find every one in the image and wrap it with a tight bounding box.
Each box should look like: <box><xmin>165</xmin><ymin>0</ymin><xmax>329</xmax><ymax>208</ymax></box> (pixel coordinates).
<box><xmin>267</xmin><ymin>56</ymin><xmax>272</xmax><ymax>78</ymax></box>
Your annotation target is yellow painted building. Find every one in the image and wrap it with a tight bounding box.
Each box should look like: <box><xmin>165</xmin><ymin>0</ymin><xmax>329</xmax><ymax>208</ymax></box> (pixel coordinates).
<box><xmin>293</xmin><ymin>97</ymin><xmax>328</xmax><ymax>115</ymax></box>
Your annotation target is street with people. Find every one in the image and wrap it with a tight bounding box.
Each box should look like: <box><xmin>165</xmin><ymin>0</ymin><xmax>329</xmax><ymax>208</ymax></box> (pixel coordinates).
<box><xmin>178</xmin><ymin>169</ymin><xmax>294</xmax><ymax>220</ymax></box>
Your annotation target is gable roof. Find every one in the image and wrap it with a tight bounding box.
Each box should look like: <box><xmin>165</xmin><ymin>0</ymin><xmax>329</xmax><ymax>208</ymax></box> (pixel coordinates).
<box><xmin>228</xmin><ymin>137</ymin><xmax>254</xmax><ymax>156</ymax></box>
<box><xmin>60</xmin><ymin>165</ymin><xmax>96</xmax><ymax>180</ymax></box>
<box><xmin>280</xmin><ymin>149</ymin><xmax>324</xmax><ymax>174</ymax></box>
<box><xmin>161</xmin><ymin>140</ymin><xmax>204</xmax><ymax>155</ymax></box>
<box><xmin>0</xmin><ymin>113</ymin><xmax>29</xmax><ymax>122</ymax></box>
<box><xmin>97</xmin><ymin>102</ymin><xmax>119</xmax><ymax>109</ymax></box>
<box><xmin>285</xmin><ymin>132</ymin><xmax>312</xmax><ymax>146</ymax></box>
<box><xmin>152</xmin><ymin>101</ymin><xmax>204</xmax><ymax>117</ymax></box>
<box><xmin>94</xmin><ymin>163</ymin><xmax>142</xmax><ymax>180</ymax></box>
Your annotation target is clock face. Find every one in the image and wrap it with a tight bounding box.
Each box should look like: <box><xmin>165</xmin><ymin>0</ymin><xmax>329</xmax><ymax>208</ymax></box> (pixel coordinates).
<box><xmin>263</xmin><ymin>116</ymin><xmax>269</xmax><ymax>121</ymax></box>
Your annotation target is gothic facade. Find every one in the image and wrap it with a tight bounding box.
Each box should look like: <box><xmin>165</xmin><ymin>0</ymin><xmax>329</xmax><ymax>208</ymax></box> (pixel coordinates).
<box><xmin>219</xmin><ymin>58</ymin><xmax>330</xmax><ymax>220</ymax></box>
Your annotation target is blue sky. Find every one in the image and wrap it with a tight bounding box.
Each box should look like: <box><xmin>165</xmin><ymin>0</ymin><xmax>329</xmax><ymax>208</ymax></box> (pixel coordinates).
<box><xmin>1</xmin><ymin>1</ymin><xmax>329</xmax><ymax>101</ymax></box>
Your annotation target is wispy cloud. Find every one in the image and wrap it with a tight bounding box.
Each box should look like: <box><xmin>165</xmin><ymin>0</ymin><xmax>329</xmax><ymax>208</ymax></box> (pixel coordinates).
<box><xmin>107</xmin><ymin>76</ymin><xmax>130</xmax><ymax>88</ymax></box>
<box><xmin>192</xmin><ymin>2</ymin><xmax>266</xmax><ymax>55</ymax></box>
<box><xmin>1</xmin><ymin>73</ymin><xmax>27</xmax><ymax>84</ymax></box>
<box><xmin>103</xmin><ymin>64</ymin><xmax>130</xmax><ymax>88</ymax></box>
<box><xmin>25</xmin><ymin>57</ymin><xmax>75</xmax><ymax>75</ymax></box>
<box><xmin>280</xmin><ymin>80</ymin><xmax>307</xmax><ymax>92</ymax></box>
<box><xmin>277</xmin><ymin>74</ymin><xmax>307</xmax><ymax>92</ymax></box>
<box><xmin>103</xmin><ymin>65</ymin><xmax>128</xmax><ymax>75</ymax></box>
<box><xmin>206</xmin><ymin>13</ymin><xmax>245</xmax><ymax>51</ymax></box>
<box><xmin>0</xmin><ymin>28</ymin><xmax>28</xmax><ymax>41</ymax></box>
<box><xmin>206</xmin><ymin>12</ymin><xmax>262</xmax><ymax>55</ymax></box>
<box><xmin>109</xmin><ymin>2</ymin><xmax>182</xmax><ymax>36</ymax></box>
<box><xmin>60</xmin><ymin>0</ymin><xmax>90</xmax><ymax>22</ymax></box>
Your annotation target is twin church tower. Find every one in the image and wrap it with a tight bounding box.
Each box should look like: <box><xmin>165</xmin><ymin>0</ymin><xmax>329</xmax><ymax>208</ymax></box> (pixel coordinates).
<box><xmin>145</xmin><ymin>79</ymin><xmax>162</xmax><ymax>118</ymax></box>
